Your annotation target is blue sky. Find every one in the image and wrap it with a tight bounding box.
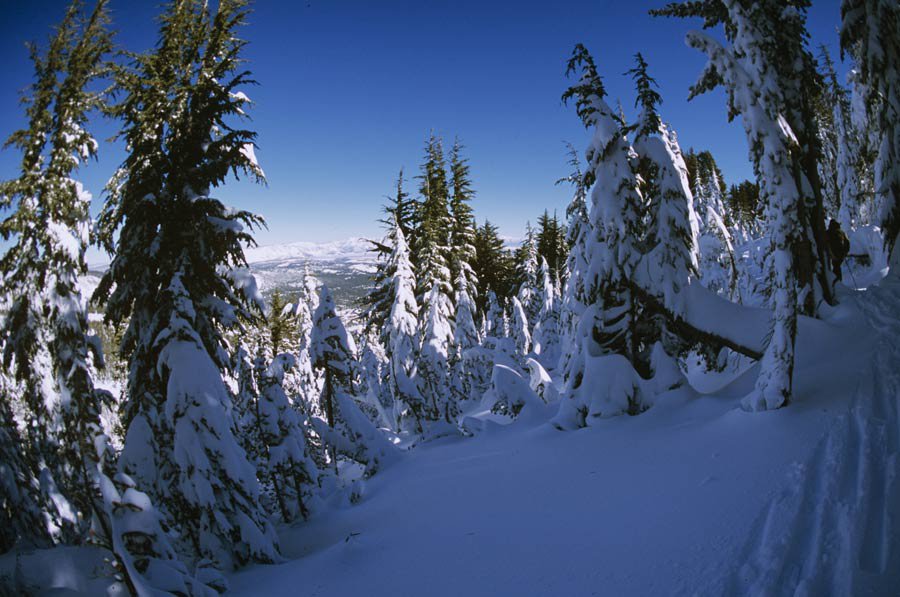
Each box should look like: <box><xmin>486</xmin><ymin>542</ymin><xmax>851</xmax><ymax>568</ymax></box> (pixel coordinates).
<box><xmin>0</xmin><ymin>0</ymin><xmax>845</xmax><ymax>262</ymax></box>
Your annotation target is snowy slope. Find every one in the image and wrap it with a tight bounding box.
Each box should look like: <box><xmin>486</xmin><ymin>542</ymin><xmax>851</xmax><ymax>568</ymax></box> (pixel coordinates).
<box><xmin>223</xmin><ymin>279</ymin><xmax>900</xmax><ymax>597</ymax></box>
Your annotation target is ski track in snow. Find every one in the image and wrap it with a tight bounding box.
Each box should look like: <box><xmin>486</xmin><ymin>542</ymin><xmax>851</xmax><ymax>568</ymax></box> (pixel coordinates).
<box><xmin>718</xmin><ymin>277</ymin><xmax>900</xmax><ymax>596</ymax></box>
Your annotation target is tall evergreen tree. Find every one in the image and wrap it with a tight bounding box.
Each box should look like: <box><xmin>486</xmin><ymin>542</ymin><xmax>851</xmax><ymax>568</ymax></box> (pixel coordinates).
<box><xmin>627</xmin><ymin>53</ymin><xmax>701</xmax><ymax>316</ymax></box>
<box><xmin>311</xmin><ymin>286</ymin><xmax>396</xmax><ymax>475</ymax></box>
<box><xmin>682</xmin><ymin>2</ymin><xmax>806</xmax><ymax>410</ymax></box>
<box><xmin>555</xmin><ymin>44</ymin><xmax>648</xmax><ymax>426</ymax></box>
<box><xmin>381</xmin><ymin>225</ymin><xmax>426</xmax><ymax>432</ymax></box>
<box><xmin>363</xmin><ymin>170</ymin><xmax>418</xmax><ymax>334</ymax></box>
<box><xmin>472</xmin><ymin>220</ymin><xmax>515</xmax><ymax>312</ymax></box>
<box><xmin>448</xmin><ymin>139</ymin><xmax>478</xmax><ymax>298</ymax></box>
<box><xmin>94</xmin><ymin>0</ymin><xmax>278</xmax><ymax>566</ymax></box>
<box><xmin>841</xmin><ymin>0</ymin><xmax>900</xmax><ymax>264</ymax></box>
<box><xmin>654</xmin><ymin>0</ymin><xmax>835</xmax><ymax>314</ymax></box>
<box><xmin>414</xmin><ymin>134</ymin><xmax>452</xmax><ymax>299</ymax></box>
<box><xmin>418</xmin><ymin>281</ymin><xmax>456</xmax><ymax>423</ymax></box>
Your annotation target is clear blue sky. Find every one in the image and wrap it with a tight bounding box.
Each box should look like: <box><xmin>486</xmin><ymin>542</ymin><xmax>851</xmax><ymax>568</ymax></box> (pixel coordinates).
<box><xmin>0</xmin><ymin>0</ymin><xmax>845</xmax><ymax>263</ymax></box>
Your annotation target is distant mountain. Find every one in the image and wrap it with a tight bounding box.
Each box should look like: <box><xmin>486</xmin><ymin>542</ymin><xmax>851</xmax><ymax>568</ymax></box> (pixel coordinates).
<box><xmin>82</xmin><ymin>238</ymin><xmax>379</xmax><ymax>316</ymax></box>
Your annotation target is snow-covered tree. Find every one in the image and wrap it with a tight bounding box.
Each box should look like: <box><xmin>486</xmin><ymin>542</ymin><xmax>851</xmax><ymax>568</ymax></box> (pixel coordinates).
<box><xmin>515</xmin><ymin>222</ymin><xmax>541</xmax><ymax>327</ymax></box>
<box><xmin>254</xmin><ymin>354</ymin><xmax>319</xmax><ymax>522</ymax></box>
<box><xmin>628</xmin><ymin>53</ymin><xmax>700</xmax><ymax>313</ymax></box>
<box><xmin>841</xmin><ymin>0</ymin><xmax>900</xmax><ymax>266</ymax></box>
<box><xmin>380</xmin><ymin>225</ymin><xmax>426</xmax><ymax>431</ymax></box>
<box><xmin>509</xmin><ymin>296</ymin><xmax>532</xmax><ymax>359</ymax></box>
<box><xmin>693</xmin><ymin>164</ymin><xmax>738</xmax><ymax>298</ymax></box>
<box><xmin>311</xmin><ymin>286</ymin><xmax>397</xmax><ymax>475</ymax></box>
<box><xmin>557</xmin><ymin>144</ymin><xmax>592</xmax><ymax>387</ymax></box>
<box><xmin>452</xmin><ymin>272</ymin><xmax>480</xmax><ymax>401</ymax></box>
<box><xmin>448</xmin><ymin>139</ymin><xmax>479</xmax><ymax>299</ymax></box>
<box><xmin>531</xmin><ymin>257</ymin><xmax>561</xmax><ymax>367</ymax></box>
<box><xmin>418</xmin><ymin>281</ymin><xmax>457</xmax><ymax>423</ymax></box>
<box><xmin>560</xmin><ymin>45</ymin><xmax>646</xmax><ymax>389</ymax></box>
<box><xmin>414</xmin><ymin>134</ymin><xmax>453</xmax><ymax>299</ymax></box>
<box><xmin>94</xmin><ymin>0</ymin><xmax>279</xmax><ymax>567</ymax></box>
<box><xmin>685</xmin><ymin>3</ymin><xmax>805</xmax><ymax>410</ymax></box>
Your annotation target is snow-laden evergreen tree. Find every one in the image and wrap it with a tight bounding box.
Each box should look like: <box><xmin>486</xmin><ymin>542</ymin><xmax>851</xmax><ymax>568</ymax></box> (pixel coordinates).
<box><xmin>311</xmin><ymin>286</ymin><xmax>397</xmax><ymax>475</ymax></box>
<box><xmin>655</xmin><ymin>0</ymin><xmax>835</xmax><ymax>314</ymax></box>
<box><xmin>484</xmin><ymin>290</ymin><xmax>507</xmax><ymax>339</ymax></box>
<box><xmin>357</xmin><ymin>331</ymin><xmax>395</xmax><ymax>430</ymax></box>
<box><xmin>536</xmin><ymin>210</ymin><xmax>568</xmax><ymax>284</ymax></box>
<box><xmin>509</xmin><ymin>296</ymin><xmax>532</xmax><ymax>360</ymax></box>
<box><xmin>448</xmin><ymin>139</ymin><xmax>478</xmax><ymax>299</ymax></box>
<box><xmin>515</xmin><ymin>222</ymin><xmax>542</xmax><ymax>327</ymax></box>
<box><xmin>418</xmin><ymin>281</ymin><xmax>457</xmax><ymax>424</ymax></box>
<box><xmin>684</xmin><ymin>3</ymin><xmax>805</xmax><ymax>410</ymax></box>
<box><xmin>414</xmin><ymin>134</ymin><xmax>453</xmax><ymax>300</ymax></box>
<box><xmin>94</xmin><ymin>0</ymin><xmax>279</xmax><ymax>567</ymax></box>
<box><xmin>555</xmin><ymin>45</ymin><xmax>648</xmax><ymax>426</ymax></box>
<box><xmin>287</xmin><ymin>266</ymin><xmax>320</xmax><ymax>415</ymax></box>
<box><xmin>253</xmin><ymin>354</ymin><xmax>319</xmax><ymax>523</ymax></box>
<box><xmin>557</xmin><ymin>144</ymin><xmax>591</xmax><ymax>387</ymax></box>
<box><xmin>363</xmin><ymin>170</ymin><xmax>418</xmax><ymax>335</ymax></box>
<box><xmin>841</xmin><ymin>0</ymin><xmax>900</xmax><ymax>266</ymax></box>
<box><xmin>452</xmin><ymin>271</ymin><xmax>480</xmax><ymax>401</ymax></box>
<box><xmin>627</xmin><ymin>53</ymin><xmax>700</xmax><ymax>313</ymax></box>
<box><xmin>379</xmin><ymin>225</ymin><xmax>426</xmax><ymax>432</ymax></box>
<box><xmin>0</xmin><ymin>380</ymin><xmax>47</xmax><ymax>552</ymax></box>
<box><xmin>531</xmin><ymin>257</ymin><xmax>561</xmax><ymax>367</ymax></box>
<box><xmin>693</xmin><ymin>163</ymin><xmax>738</xmax><ymax>298</ymax></box>
<box><xmin>0</xmin><ymin>3</ymin><xmax>218</xmax><ymax>591</ymax></box>
<box><xmin>472</xmin><ymin>220</ymin><xmax>516</xmax><ymax>312</ymax></box>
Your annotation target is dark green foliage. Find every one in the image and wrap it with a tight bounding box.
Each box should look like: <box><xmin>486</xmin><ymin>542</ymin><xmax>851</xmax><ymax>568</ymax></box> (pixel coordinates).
<box><xmin>535</xmin><ymin>210</ymin><xmax>568</xmax><ymax>283</ymax></box>
<box><xmin>448</xmin><ymin>139</ymin><xmax>478</xmax><ymax>294</ymax></box>
<box><xmin>472</xmin><ymin>220</ymin><xmax>516</xmax><ymax>313</ymax></box>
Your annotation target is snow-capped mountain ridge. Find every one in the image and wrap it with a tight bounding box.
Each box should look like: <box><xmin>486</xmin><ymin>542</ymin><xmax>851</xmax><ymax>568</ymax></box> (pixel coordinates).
<box><xmin>246</xmin><ymin>237</ymin><xmax>375</xmax><ymax>265</ymax></box>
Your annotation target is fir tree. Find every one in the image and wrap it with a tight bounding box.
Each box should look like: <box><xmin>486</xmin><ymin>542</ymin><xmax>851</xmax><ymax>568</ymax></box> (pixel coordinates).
<box><xmin>381</xmin><ymin>225</ymin><xmax>426</xmax><ymax>432</ymax></box>
<box><xmin>684</xmin><ymin>2</ymin><xmax>806</xmax><ymax>410</ymax></box>
<box><xmin>94</xmin><ymin>0</ymin><xmax>278</xmax><ymax>566</ymax></box>
<box><xmin>311</xmin><ymin>286</ymin><xmax>396</xmax><ymax>475</ymax></box>
<box><xmin>414</xmin><ymin>134</ymin><xmax>453</xmax><ymax>299</ymax></box>
<box><xmin>448</xmin><ymin>139</ymin><xmax>478</xmax><ymax>298</ymax></box>
<box><xmin>418</xmin><ymin>281</ymin><xmax>457</xmax><ymax>423</ymax></box>
<box><xmin>841</xmin><ymin>0</ymin><xmax>900</xmax><ymax>264</ymax></box>
<box><xmin>254</xmin><ymin>354</ymin><xmax>318</xmax><ymax>523</ymax></box>
<box><xmin>655</xmin><ymin>0</ymin><xmax>836</xmax><ymax>313</ymax></box>
<box><xmin>472</xmin><ymin>220</ymin><xmax>516</xmax><ymax>312</ymax></box>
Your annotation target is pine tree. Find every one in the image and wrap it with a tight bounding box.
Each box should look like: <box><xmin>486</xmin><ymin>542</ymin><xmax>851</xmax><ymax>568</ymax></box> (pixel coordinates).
<box><xmin>363</xmin><ymin>170</ymin><xmax>417</xmax><ymax>334</ymax></box>
<box><xmin>311</xmin><ymin>286</ymin><xmax>396</xmax><ymax>475</ymax></box>
<box><xmin>557</xmin><ymin>144</ymin><xmax>592</xmax><ymax>392</ymax></box>
<box><xmin>418</xmin><ymin>281</ymin><xmax>457</xmax><ymax>424</ymax></box>
<box><xmin>472</xmin><ymin>220</ymin><xmax>515</xmax><ymax>312</ymax></box>
<box><xmin>509</xmin><ymin>296</ymin><xmax>532</xmax><ymax>360</ymax></box>
<box><xmin>841</xmin><ymin>0</ymin><xmax>900</xmax><ymax>264</ymax></box>
<box><xmin>628</xmin><ymin>52</ymin><xmax>700</xmax><ymax>314</ymax></box>
<box><xmin>254</xmin><ymin>354</ymin><xmax>318</xmax><ymax>523</ymax></box>
<box><xmin>448</xmin><ymin>139</ymin><xmax>479</xmax><ymax>298</ymax></box>
<box><xmin>94</xmin><ymin>0</ymin><xmax>278</xmax><ymax>566</ymax></box>
<box><xmin>380</xmin><ymin>225</ymin><xmax>426</xmax><ymax>432</ymax></box>
<box><xmin>555</xmin><ymin>44</ymin><xmax>648</xmax><ymax>425</ymax></box>
<box><xmin>655</xmin><ymin>0</ymin><xmax>836</xmax><ymax>314</ymax></box>
<box><xmin>451</xmin><ymin>271</ymin><xmax>480</xmax><ymax>401</ymax></box>
<box><xmin>536</xmin><ymin>210</ymin><xmax>568</xmax><ymax>283</ymax></box>
<box><xmin>515</xmin><ymin>221</ymin><xmax>541</xmax><ymax>327</ymax></box>
<box><xmin>684</xmin><ymin>2</ymin><xmax>805</xmax><ymax>410</ymax></box>
<box><xmin>414</xmin><ymin>134</ymin><xmax>453</xmax><ymax>299</ymax></box>
<box><xmin>531</xmin><ymin>257</ymin><xmax>561</xmax><ymax>367</ymax></box>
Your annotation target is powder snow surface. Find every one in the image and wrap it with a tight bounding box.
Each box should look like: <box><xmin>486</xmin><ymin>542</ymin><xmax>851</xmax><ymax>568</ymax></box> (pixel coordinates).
<box><xmin>225</xmin><ymin>280</ymin><xmax>900</xmax><ymax>596</ymax></box>
<box><xmin>4</xmin><ymin>279</ymin><xmax>899</xmax><ymax>596</ymax></box>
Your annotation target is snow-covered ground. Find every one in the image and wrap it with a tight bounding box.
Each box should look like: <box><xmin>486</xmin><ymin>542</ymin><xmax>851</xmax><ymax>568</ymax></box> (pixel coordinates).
<box><xmin>223</xmin><ymin>280</ymin><xmax>899</xmax><ymax>595</ymax></box>
<box><xmin>8</xmin><ymin>259</ymin><xmax>899</xmax><ymax>597</ymax></box>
